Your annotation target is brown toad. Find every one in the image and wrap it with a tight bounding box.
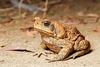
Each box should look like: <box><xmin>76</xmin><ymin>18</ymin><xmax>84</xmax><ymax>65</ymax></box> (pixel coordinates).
<box><xmin>33</xmin><ymin>17</ymin><xmax>90</xmax><ymax>62</ymax></box>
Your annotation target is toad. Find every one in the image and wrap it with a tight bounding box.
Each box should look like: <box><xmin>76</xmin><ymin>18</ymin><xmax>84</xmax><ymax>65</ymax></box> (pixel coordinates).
<box><xmin>33</xmin><ymin>17</ymin><xmax>90</xmax><ymax>62</ymax></box>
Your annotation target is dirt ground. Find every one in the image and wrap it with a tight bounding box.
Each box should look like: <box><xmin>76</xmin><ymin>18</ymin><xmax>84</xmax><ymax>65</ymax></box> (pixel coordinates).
<box><xmin>0</xmin><ymin>0</ymin><xmax>100</xmax><ymax>67</ymax></box>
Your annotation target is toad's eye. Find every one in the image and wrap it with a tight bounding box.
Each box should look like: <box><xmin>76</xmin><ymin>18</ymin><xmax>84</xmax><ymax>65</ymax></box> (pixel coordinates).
<box><xmin>43</xmin><ymin>21</ymin><xmax>50</xmax><ymax>27</ymax></box>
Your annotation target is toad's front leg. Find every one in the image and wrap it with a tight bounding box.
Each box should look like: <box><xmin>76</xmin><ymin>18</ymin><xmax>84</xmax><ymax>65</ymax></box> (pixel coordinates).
<box><xmin>33</xmin><ymin>42</ymin><xmax>53</xmax><ymax>57</ymax></box>
<box><xmin>46</xmin><ymin>44</ymin><xmax>73</xmax><ymax>62</ymax></box>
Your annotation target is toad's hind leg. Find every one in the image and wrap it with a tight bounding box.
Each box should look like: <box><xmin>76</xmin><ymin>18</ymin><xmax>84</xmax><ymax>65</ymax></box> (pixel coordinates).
<box><xmin>47</xmin><ymin>43</ymin><xmax>74</xmax><ymax>62</ymax></box>
<box><xmin>66</xmin><ymin>40</ymin><xmax>90</xmax><ymax>60</ymax></box>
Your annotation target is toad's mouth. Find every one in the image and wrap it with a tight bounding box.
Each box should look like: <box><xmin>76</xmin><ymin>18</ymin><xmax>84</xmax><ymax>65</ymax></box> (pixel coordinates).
<box><xmin>34</xmin><ymin>27</ymin><xmax>54</xmax><ymax>37</ymax></box>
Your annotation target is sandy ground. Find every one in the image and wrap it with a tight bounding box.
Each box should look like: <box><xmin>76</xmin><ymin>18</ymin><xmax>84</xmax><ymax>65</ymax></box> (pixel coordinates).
<box><xmin>0</xmin><ymin>19</ymin><xmax>100</xmax><ymax>67</ymax></box>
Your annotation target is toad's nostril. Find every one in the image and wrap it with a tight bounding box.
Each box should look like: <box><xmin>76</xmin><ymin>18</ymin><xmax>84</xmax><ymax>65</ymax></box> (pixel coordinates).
<box><xmin>33</xmin><ymin>19</ymin><xmax>35</xmax><ymax>22</ymax></box>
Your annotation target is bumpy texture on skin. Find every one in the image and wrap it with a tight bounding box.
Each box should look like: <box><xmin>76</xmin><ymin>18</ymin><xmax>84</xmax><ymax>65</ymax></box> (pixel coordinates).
<box><xmin>33</xmin><ymin>17</ymin><xmax>91</xmax><ymax>62</ymax></box>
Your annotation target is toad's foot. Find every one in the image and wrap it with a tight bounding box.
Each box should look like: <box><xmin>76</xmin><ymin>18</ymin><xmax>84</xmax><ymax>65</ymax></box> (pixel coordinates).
<box><xmin>46</xmin><ymin>54</ymin><xmax>64</xmax><ymax>62</ymax></box>
<box><xmin>33</xmin><ymin>50</ymin><xmax>54</xmax><ymax>58</ymax></box>
<box><xmin>65</xmin><ymin>53</ymin><xmax>77</xmax><ymax>60</ymax></box>
<box><xmin>66</xmin><ymin>48</ymin><xmax>90</xmax><ymax>60</ymax></box>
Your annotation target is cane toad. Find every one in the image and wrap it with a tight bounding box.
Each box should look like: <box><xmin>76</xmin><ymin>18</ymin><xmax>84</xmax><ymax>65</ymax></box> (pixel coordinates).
<box><xmin>33</xmin><ymin>17</ymin><xmax>91</xmax><ymax>62</ymax></box>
